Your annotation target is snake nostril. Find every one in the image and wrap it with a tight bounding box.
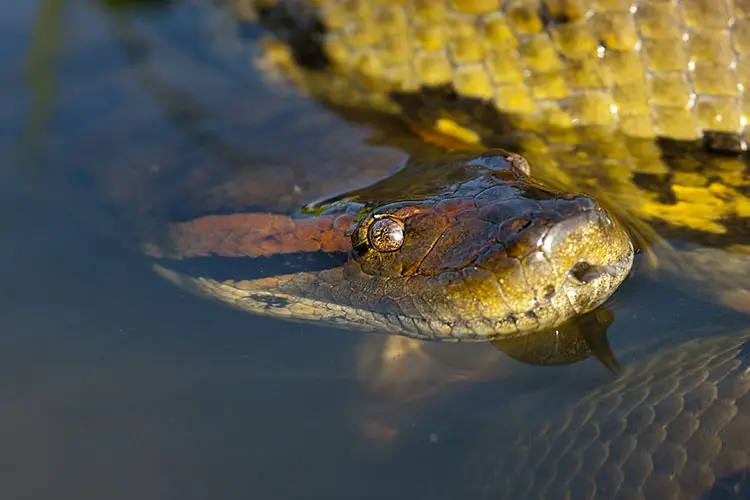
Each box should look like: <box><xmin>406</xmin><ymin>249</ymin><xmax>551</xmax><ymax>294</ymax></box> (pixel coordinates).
<box><xmin>569</xmin><ymin>261</ymin><xmax>593</xmax><ymax>284</ymax></box>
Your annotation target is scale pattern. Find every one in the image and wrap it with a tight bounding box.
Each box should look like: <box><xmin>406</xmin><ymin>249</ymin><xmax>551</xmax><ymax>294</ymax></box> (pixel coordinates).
<box><xmin>240</xmin><ymin>0</ymin><xmax>750</xmax><ymax>146</ymax></box>
<box><xmin>469</xmin><ymin>331</ymin><xmax>750</xmax><ymax>499</ymax></box>
<box><xmin>237</xmin><ymin>0</ymin><xmax>750</xmax><ymax>241</ymax></box>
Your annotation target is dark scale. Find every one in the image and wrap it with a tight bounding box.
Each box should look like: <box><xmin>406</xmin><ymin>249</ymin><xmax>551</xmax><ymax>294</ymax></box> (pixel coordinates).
<box><xmin>390</xmin><ymin>86</ymin><xmax>521</xmax><ymax>151</ymax></box>
<box><xmin>539</xmin><ymin>1</ymin><xmax>574</xmax><ymax>28</ymax></box>
<box><xmin>252</xmin><ymin>2</ymin><xmax>329</xmax><ymax>70</ymax></box>
<box><xmin>704</xmin><ymin>131</ymin><xmax>749</xmax><ymax>154</ymax></box>
<box><xmin>631</xmin><ymin>173</ymin><xmax>677</xmax><ymax>205</ymax></box>
<box><xmin>249</xmin><ymin>294</ymin><xmax>291</xmax><ymax>309</ymax></box>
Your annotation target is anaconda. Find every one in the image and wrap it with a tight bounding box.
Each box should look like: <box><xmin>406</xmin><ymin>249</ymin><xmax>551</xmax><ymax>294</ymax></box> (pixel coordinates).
<box><xmin>129</xmin><ymin>0</ymin><xmax>750</xmax><ymax>344</ymax></box>
<box><xmin>225</xmin><ymin>0</ymin><xmax>750</xmax><ymax>319</ymax></box>
<box><xmin>151</xmin><ymin>150</ymin><xmax>633</xmax><ymax>340</ymax></box>
<box><xmin>60</xmin><ymin>1</ymin><xmax>747</xmax><ymax>496</ymax></box>
<box><xmin>180</xmin><ymin>1</ymin><xmax>750</xmax><ymax>498</ymax></box>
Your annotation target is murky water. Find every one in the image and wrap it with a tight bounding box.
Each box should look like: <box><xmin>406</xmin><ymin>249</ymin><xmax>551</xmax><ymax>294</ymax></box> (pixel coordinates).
<box><xmin>3</xmin><ymin>1</ymin><xmax>750</xmax><ymax>499</ymax></box>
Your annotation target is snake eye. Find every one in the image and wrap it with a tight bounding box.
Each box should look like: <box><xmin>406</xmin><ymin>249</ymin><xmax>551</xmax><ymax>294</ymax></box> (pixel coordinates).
<box><xmin>368</xmin><ymin>216</ymin><xmax>404</xmax><ymax>253</ymax></box>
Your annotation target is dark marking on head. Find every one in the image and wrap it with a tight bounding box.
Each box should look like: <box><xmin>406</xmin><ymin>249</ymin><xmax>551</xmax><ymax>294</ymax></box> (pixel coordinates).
<box><xmin>351</xmin><ymin>241</ymin><xmax>370</xmax><ymax>258</ymax></box>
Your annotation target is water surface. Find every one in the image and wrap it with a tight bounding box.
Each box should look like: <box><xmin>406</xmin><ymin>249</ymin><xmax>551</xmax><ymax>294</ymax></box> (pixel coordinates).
<box><xmin>2</xmin><ymin>1</ymin><xmax>749</xmax><ymax>499</ymax></box>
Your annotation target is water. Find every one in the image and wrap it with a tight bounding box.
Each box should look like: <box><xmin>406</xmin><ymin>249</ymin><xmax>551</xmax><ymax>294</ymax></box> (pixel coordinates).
<box><xmin>2</xmin><ymin>1</ymin><xmax>749</xmax><ymax>499</ymax></box>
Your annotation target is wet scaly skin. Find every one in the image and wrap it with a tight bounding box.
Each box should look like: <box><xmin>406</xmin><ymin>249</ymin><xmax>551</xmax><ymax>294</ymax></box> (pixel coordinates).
<box><xmin>151</xmin><ymin>150</ymin><xmax>633</xmax><ymax>340</ymax></box>
<box><xmin>235</xmin><ymin>0</ymin><xmax>750</xmax><ymax>316</ymax></box>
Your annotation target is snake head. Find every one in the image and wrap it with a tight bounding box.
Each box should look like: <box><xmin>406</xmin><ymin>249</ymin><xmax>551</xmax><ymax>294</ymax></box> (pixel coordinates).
<box><xmin>348</xmin><ymin>152</ymin><xmax>635</xmax><ymax>339</ymax></box>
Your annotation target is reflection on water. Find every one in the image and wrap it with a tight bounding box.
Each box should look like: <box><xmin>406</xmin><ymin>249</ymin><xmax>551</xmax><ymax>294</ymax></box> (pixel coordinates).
<box><xmin>2</xmin><ymin>0</ymin><xmax>750</xmax><ymax>498</ymax></box>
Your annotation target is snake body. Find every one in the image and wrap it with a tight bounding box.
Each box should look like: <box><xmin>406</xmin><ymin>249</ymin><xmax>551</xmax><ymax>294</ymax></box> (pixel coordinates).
<box><xmin>144</xmin><ymin>1</ymin><xmax>750</xmax><ymax>498</ymax></box>
<box><xmin>465</xmin><ymin>326</ymin><xmax>750</xmax><ymax>499</ymax></box>
<box><xmin>157</xmin><ymin>0</ymin><xmax>750</xmax><ymax>340</ymax></box>
<box><xmin>140</xmin><ymin>0</ymin><xmax>750</xmax><ymax>334</ymax></box>
<box><xmin>219</xmin><ymin>0</ymin><xmax>750</xmax><ymax>319</ymax></box>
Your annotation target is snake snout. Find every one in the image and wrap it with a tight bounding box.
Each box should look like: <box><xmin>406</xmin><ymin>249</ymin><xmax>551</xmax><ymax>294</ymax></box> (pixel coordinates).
<box><xmin>536</xmin><ymin>198</ymin><xmax>634</xmax><ymax>314</ymax></box>
<box><xmin>468</xmin><ymin>193</ymin><xmax>635</xmax><ymax>337</ymax></box>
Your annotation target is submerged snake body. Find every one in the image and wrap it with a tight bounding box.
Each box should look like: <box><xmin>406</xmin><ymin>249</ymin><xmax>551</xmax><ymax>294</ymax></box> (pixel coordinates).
<box><xmin>467</xmin><ymin>327</ymin><xmax>750</xmax><ymax>499</ymax></box>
